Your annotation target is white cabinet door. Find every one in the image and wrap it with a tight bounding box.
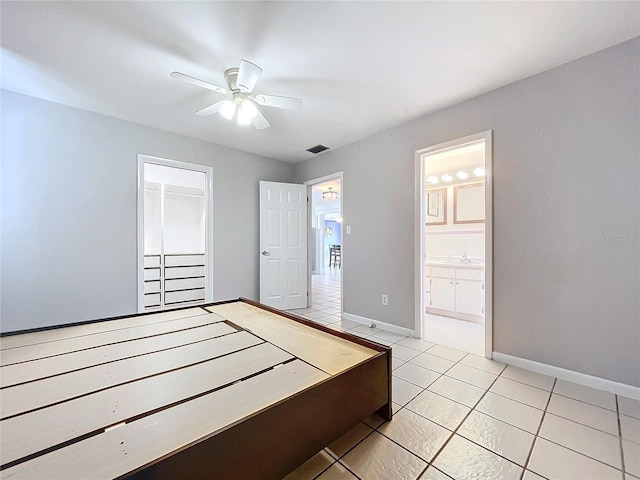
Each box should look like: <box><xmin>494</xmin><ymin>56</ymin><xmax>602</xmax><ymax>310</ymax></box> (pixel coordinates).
<box><xmin>430</xmin><ymin>277</ymin><xmax>455</xmax><ymax>311</ymax></box>
<box><xmin>455</xmin><ymin>280</ymin><xmax>483</xmax><ymax>315</ymax></box>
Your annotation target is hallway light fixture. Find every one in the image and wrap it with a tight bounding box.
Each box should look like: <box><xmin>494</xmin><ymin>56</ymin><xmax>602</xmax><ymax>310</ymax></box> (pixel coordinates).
<box><xmin>322</xmin><ymin>187</ymin><xmax>338</xmax><ymax>201</ymax></box>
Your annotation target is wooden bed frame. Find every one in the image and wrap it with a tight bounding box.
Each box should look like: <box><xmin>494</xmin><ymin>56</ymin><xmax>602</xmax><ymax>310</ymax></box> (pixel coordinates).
<box><xmin>0</xmin><ymin>298</ymin><xmax>392</xmax><ymax>479</ymax></box>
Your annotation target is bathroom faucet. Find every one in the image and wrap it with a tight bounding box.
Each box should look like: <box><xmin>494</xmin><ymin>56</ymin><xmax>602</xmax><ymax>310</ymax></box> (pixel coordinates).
<box><xmin>461</xmin><ymin>251</ymin><xmax>468</xmax><ymax>263</ymax></box>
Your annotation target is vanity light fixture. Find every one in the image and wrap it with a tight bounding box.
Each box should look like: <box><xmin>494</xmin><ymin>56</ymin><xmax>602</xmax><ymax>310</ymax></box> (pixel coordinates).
<box><xmin>322</xmin><ymin>187</ymin><xmax>338</xmax><ymax>201</ymax></box>
<box><xmin>427</xmin><ymin>166</ymin><xmax>485</xmax><ymax>187</ymax></box>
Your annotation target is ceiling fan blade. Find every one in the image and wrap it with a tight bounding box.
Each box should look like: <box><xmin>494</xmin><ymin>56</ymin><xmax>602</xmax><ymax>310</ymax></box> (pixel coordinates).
<box><xmin>170</xmin><ymin>72</ymin><xmax>227</xmax><ymax>94</ymax></box>
<box><xmin>251</xmin><ymin>108</ymin><xmax>270</xmax><ymax>130</ymax></box>
<box><xmin>195</xmin><ymin>101</ymin><xmax>226</xmax><ymax>116</ymax></box>
<box><xmin>254</xmin><ymin>94</ymin><xmax>303</xmax><ymax>111</ymax></box>
<box><xmin>236</xmin><ymin>60</ymin><xmax>262</xmax><ymax>93</ymax></box>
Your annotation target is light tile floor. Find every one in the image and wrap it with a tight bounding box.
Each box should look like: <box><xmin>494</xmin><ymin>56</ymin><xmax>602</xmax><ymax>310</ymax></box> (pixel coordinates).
<box><xmin>286</xmin><ymin>272</ymin><xmax>640</xmax><ymax>480</ymax></box>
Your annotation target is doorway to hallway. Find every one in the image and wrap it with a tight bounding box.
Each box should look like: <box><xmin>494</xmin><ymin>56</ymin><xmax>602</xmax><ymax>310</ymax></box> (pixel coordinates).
<box><xmin>294</xmin><ymin>173</ymin><xmax>343</xmax><ymax>321</ymax></box>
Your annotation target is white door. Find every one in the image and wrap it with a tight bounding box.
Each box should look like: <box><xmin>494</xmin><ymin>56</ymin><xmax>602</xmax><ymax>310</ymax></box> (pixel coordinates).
<box><xmin>259</xmin><ymin>181</ymin><xmax>308</xmax><ymax>309</ymax></box>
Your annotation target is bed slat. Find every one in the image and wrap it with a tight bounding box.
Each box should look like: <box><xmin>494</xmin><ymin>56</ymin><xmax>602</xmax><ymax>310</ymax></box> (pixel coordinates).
<box><xmin>1</xmin><ymin>326</ymin><xmax>246</xmax><ymax>419</ymax></box>
<box><xmin>1</xmin><ymin>360</ymin><xmax>327</xmax><ymax>480</ymax></box>
<box><xmin>1</xmin><ymin>321</ymin><xmax>237</xmax><ymax>388</ymax></box>
<box><xmin>0</xmin><ymin>308</ymin><xmax>209</xmax><ymax>351</ymax></box>
<box><xmin>1</xmin><ymin>341</ymin><xmax>292</xmax><ymax>467</ymax></box>
<box><xmin>1</xmin><ymin>312</ymin><xmax>225</xmax><ymax>366</ymax></box>
<box><xmin>208</xmin><ymin>302</ymin><xmax>376</xmax><ymax>375</ymax></box>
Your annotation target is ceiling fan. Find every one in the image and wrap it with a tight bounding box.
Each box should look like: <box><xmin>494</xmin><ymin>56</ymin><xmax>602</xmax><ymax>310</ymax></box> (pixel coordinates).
<box><xmin>171</xmin><ymin>60</ymin><xmax>303</xmax><ymax>130</ymax></box>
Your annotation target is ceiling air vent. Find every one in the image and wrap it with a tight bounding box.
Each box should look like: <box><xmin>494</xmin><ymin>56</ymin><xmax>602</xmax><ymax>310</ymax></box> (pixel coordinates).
<box><xmin>306</xmin><ymin>144</ymin><xmax>329</xmax><ymax>154</ymax></box>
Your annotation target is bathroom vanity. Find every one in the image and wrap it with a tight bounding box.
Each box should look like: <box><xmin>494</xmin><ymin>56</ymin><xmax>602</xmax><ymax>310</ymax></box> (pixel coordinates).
<box><xmin>425</xmin><ymin>262</ymin><xmax>485</xmax><ymax>322</ymax></box>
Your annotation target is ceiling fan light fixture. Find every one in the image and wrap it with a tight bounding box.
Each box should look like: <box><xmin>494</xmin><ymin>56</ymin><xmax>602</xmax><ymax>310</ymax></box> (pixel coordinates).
<box><xmin>173</xmin><ymin>60</ymin><xmax>302</xmax><ymax>130</ymax></box>
<box><xmin>219</xmin><ymin>100</ymin><xmax>237</xmax><ymax>120</ymax></box>
<box><xmin>237</xmin><ymin>100</ymin><xmax>258</xmax><ymax>125</ymax></box>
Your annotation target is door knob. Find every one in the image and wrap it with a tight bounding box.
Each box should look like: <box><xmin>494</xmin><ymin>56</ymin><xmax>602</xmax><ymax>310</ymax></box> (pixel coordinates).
<box><xmin>261</xmin><ymin>251</ymin><xmax>271</xmax><ymax>256</ymax></box>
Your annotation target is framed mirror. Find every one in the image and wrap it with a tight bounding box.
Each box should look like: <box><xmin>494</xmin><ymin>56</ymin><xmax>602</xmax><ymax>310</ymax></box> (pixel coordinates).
<box><xmin>454</xmin><ymin>182</ymin><xmax>485</xmax><ymax>224</ymax></box>
<box><xmin>426</xmin><ymin>188</ymin><xmax>447</xmax><ymax>226</ymax></box>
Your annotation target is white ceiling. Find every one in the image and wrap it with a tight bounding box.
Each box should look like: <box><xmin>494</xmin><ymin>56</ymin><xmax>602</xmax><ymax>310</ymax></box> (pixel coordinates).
<box><xmin>1</xmin><ymin>2</ymin><xmax>638</xmax><ymax>163</ymax></box>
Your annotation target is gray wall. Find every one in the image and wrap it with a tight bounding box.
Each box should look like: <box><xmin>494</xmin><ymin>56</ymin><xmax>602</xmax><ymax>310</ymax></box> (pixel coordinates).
<box><xmin>294</xmin><ymin>38</ymin><xmax>640</xmax><ymax>387</ymax></box>
<box><xmin>1</xmin><ymin>90</ymin><xmax>294</xmax><ymax>332</ymax></box>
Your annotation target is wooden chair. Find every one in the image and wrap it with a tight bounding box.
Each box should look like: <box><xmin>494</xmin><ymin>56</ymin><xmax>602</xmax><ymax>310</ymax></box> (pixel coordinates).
<box><xmin>329</xmin><ymin>245</ymin><xmax>341</xmax><ymax>268</ymax></box>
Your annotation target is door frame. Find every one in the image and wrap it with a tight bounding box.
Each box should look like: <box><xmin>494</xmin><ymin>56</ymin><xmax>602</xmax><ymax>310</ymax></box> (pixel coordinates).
<box><xmin>304</xmin><ymin>172</ymin><xmax>344</xmax><ymax>312</ymax></box>
<box><xmin>136</xmin><ymin>154</ymin><xmax>214</xmax><ymax>312</ymax></box>
<box><xmin>414</xmin><ymin>131</ymin><xmax>493</xmax><ymax>357</ymax></box>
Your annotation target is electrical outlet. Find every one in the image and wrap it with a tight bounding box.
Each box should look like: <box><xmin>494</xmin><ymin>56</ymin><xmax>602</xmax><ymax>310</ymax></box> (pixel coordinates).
<box><xmin>381</xmin><ymin>294</ymin><xmax>389</xmax><ymax>306</ymax></box>
<box><xmin>346</xmin><ymin>225</ymin><xmax>352</xmax><ymax>234</ymax></box>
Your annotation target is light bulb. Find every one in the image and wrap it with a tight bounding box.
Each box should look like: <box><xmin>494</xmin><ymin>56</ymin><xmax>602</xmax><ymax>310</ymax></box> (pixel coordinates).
<box><xmin>456</xmin><ymin>170</ymin><xmax>468</xmax><ymax>179</ymax></box>
<box><xmin>427</xmin><ymin>176</ymin><xmax>439</xmax><ymax>184</ymax></box>
<box><xmin>442</xmin><ymin>174</ymin><xmax>453</xmax><ymax>182</ymax></box>
<box><xmin>474</xmin><ymin>167</ymin><xmax>485</xmax><ymax>177</ymax></box>
<box><xmin>241</xmin><ymin>100</ymin><xmax>257</xmax><ymax>119</ymax></box>
<box><xmin>220</xmin><ymin>100</ymin><xmax>237</xmax><ymax>120</ymax></box>
<box><xmin>237</xmin><ymin>101</ymin><xmax>257</xmax><ymax>126</ymax></box>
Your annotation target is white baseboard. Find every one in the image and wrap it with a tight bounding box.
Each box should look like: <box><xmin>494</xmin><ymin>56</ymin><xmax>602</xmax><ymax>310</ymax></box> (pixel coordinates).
<box><xmin>493</xmin><ymin>352</ymin><xmax>640</xmax><ymax>401</ymax></box>
<box><xmin>342</xmin><ymin>312</ymin><xmax>415</xmax><ymax>337</ymax></box>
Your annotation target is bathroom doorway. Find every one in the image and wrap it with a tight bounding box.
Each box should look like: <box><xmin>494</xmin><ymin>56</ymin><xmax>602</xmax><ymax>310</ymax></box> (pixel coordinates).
<box><xmin>415</xmin><ymin>131</ymin><xmax>493</xmax><ymax>357</ymax></box>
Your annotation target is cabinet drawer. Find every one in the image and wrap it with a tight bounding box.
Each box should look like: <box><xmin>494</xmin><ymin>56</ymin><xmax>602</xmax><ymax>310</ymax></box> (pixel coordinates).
<box><xmin>165</xmin><ymin>288</ymin><xmax>205</xmax><ymax>305</ymax></box>
<box><xmin>430</xmin><ymin>267</ymin><xmax>456</xmax><ymax>279</ymax></box>
<box><xmin>165</xmin><ymin>254</ymin><xmax>205</xmax><ymax>267</ymax></box>
<box><xmin>144</xmin><ymin>280</ymin><xmax>160</xmax><ymax>294</ymax></box>
<box><xmin>144</xmin><ymin>293</ymin><xmax>160</xmax><ymax>308</ymax></box>
<box><xmin>165</xmin><ymin>277</ymin><xmax>206</xmax><ymax>292</ymax></box>
<box><xmin>165</xmin><ymin>266</ymin><xmax>205</xmax><ymax>279</ymax></box>
<box><xmin>144</xmin><ymin>268</ymin><xmax>160</xmax><ymax>281</ymax></box>
<box><xmin>144</xmin><ymin>255</ymin><xmax>161</xmax><ymax>268</ymax></box>
<box><xmin>456</xmin><ymin>269</ymin><xmax>483</xmax><ymax>281</ymax></box>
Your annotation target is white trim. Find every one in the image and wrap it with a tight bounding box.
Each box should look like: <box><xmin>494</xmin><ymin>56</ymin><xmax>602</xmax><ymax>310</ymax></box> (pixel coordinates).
<box><xmin>342</xmin><ymin>312</ymin><xmax>415</xmax><ymax>337</ymax></box>
<box><xmin>304</xmin><ymin>172</ymin><xmax>344</xmax><ymax>315</ymax></box>
<box><xmin>484</xmin><ymin>132</ymin><xmax>494</xmax><ymax>358</ymax></box>
<box><xmin>493</xmin><ymin>352</ymin><xmax>640</xmax><ymax>400</ymax></box>
<box><xmin>415</xmin><ymin>131</ymin><xmax>493</xmax><ymax>357</ymax></box>
<box><xmin>137</xmin><ymin>154</ymin><xmax>214</xmax><ymax>313</ymax></box>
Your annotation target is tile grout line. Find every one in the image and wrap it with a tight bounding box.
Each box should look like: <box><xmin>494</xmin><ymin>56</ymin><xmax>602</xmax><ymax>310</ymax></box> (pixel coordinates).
<box><xmin>413</xmin><ymin>355</ymin><xmax>508</xmax><ymax>479</ymax></box>
<box><xmin>310</xmin><ymin>450</ymin><xmax>364</xmax><ymax>480</ymax></box>
<box><xmin>364</xmin><ymin>351</ymin><xmax>472</xmax><ymax>476</ymax></box>
<box><xmin>616</xmin><ymin>394</ymin><xmax>627</xmax><ymax>477</ymax></box>
<box><xmin>518</xmin><ymin>377</ymin><xmax>556</xmax><ymax>480</ymax></box>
